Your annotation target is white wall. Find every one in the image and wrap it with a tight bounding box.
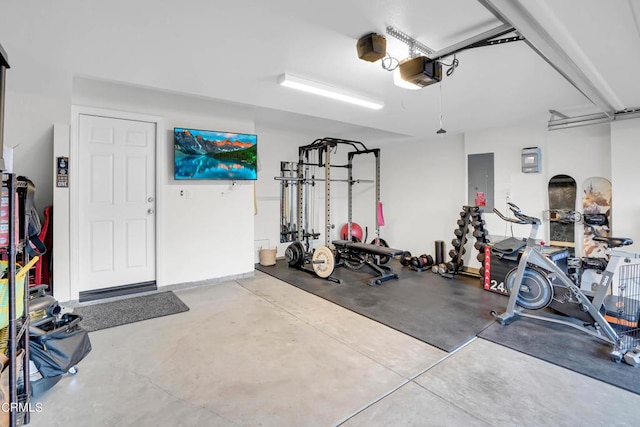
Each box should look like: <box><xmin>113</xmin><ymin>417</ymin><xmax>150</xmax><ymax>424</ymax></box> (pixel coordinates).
<box><xmin>466</xmin><ymin>125</ymin><xmax>547</xmax><ymax>244</ymax></box>
<box><xmin>378</xmin><ymin>134</ymin><xmax>466</xmax><ymax>258</ymax></box>
<box><xmin>53</xmin><ymin>124</ymin><xmax>71</xmax><ymax>302</ymax></box>
<box><xmin>545</xmin><ymin>123</ymin><xmax>611</xmax><ymax>185</ymax></box>
<box><xmin>66</xmin><ymin>79</ymin><xmax>256</xmax><ymax>296</ymax></box>
<box><xmin>463</xmin><ymin>123</ymin><xmax>611</xmax><ymax>261</ymax></box>
<box><xmin>253</xmin><ymin>124</ymin><xmax>312</xmax><ymax>260</ymax></box>
<box><xmin>611</xmin><ymin>118</ymin><xmax>640</xmax><ymax>252</ymax></box>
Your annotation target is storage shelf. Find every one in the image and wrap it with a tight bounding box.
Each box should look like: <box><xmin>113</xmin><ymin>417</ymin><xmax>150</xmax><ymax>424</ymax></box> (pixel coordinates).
<box><xmin>2</xmin><ymin>173</ymin><xmax>32</xmax><ymax>427</ymax></box>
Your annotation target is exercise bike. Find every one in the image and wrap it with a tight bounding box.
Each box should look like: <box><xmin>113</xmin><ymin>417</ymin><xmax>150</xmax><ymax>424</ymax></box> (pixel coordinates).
<box><xmin>492</xmin><ymin>203</ymin><xmax>640</xmax><ymax>363</ymax></box>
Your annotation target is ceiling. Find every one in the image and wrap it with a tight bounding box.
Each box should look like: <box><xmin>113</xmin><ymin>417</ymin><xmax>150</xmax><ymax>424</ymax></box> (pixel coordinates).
<box><xmin>209</xmin><ymin>0</ymin><xmax>640</xmax><ymax>139</ymax></box>
<box><xmin>11</xmin><ymin>0</ymin><xmax>640</xmax><ymax>142</ymax></box>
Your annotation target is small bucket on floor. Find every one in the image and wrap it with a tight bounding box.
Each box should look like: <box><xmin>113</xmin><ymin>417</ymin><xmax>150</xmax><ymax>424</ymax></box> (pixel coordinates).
<box><xmin>259</xmin><ymin>248</ymin><xmax>277</xmax><ymax>266</ymax></box>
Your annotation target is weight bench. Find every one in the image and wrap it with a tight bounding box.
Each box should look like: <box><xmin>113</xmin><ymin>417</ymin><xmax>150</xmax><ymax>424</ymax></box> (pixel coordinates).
<box><xmin>332</xmin><ymin>240</ymin><xmax>404</xmax><ymax>286</ymax></box>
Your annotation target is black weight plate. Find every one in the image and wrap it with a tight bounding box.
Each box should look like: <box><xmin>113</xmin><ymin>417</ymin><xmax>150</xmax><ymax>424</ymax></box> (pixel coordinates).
<box><xmin>370</xmin><ymin>238</ymin><xmax>390</xmax><ymax>264</ymax></box>
<box><xmin>285</xmin><ymin>242</ymin><xmax>305</xmax><ymax>268</ymax></box>
<box><xmin>424</xmin><ymin>254</ymin><xmax>434</xmax><ymax>267</ymax></box>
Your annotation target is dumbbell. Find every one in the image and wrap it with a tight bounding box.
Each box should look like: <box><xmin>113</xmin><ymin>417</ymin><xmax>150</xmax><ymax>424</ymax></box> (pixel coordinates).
<box><xmin>400</xmin><ymin>251</ymin><xmax>412</xmax><ymax>266</ymax></box>
<box><xmin>411</xmin><ymin>254</ymin><xmax>434</xmax><ymax>269</ymax></box>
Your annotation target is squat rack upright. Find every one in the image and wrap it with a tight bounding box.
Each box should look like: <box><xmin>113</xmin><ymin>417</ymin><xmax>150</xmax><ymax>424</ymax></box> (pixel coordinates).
<box><xmin>297</xmin><ymin>137</ymin><xmax>380</xmax><ymax>248</ymax></box>
<box><xmin>277</xmin><ymin>137</ymin><xmax>380</xmax><ymax>250</ymax></box>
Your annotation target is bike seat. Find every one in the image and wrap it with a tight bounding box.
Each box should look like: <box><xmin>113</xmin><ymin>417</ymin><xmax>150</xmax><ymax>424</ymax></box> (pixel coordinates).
<box><xmin>593</xmin><ymin>236</ymin><xmax>634</xmax><ymax>248</ymax></box>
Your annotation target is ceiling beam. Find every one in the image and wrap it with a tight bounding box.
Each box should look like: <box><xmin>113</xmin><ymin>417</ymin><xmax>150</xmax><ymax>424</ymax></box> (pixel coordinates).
<box><xmin>431</xmin><ymin>23</ymin><xmax>516</xmax><ymax>61</ymax></box>
<box><xmin>478</xmin><ymin>0</ymin><xmax>618</xmax><ymax>118</ymax></box>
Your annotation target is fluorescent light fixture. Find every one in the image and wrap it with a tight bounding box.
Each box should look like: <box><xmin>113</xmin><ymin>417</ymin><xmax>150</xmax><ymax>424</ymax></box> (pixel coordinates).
<box><xmin>278</xmin><ymin>73</ymin><xmax>384</xmax><ymax>110</ymax></box>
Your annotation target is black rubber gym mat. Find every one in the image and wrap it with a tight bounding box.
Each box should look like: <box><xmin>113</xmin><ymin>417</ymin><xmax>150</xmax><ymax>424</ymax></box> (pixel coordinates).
<box><xmin>256</xmin><ymin>260</ymin><xmax>505</xmax><ymax>352</ymax></box>
<box><xmin>479</xmin><ymin>318</ymin><xmax>640</xmax><ymax>395</ymax></box>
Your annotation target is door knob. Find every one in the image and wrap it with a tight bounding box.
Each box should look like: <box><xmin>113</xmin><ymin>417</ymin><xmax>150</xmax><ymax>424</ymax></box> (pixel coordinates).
<box><xmin>147</xmin><ymin>208</ymin><xmax>155</xmax><ymax>214</ymax></box>
<box><xmin>148</xmin><ymin>197</ymin><xmax>155</xmax><ymax>202</ymax></box>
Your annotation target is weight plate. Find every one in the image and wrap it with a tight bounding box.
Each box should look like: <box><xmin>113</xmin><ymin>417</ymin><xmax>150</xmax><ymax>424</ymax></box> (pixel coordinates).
<box><xmin>418</xmin><ymin>254</ymin><xmax>433</xmax><ymax>268</ymax></box>
<box><xmin>312</xmin><ymin>245</ymin><xmax>335</xmax><ymax>278</ymax></box>
<box><xmin>425</xmin><ymin>254</ymin><xmax>434</xmax><ymax>267</ymax></box>
<box><xmin>285</xmin><ymin>242</ymin><xmax>305</xmax><ymax>268</ymax></box>
<box><xmin>370</xmin><ymin>238</ymin><xmax>390</xmax><ymax>264</ymax></box>
<box><xmin>343</xmin><ymin>250</ymin><xmax>367</xmax><ymax>270</ymax></box>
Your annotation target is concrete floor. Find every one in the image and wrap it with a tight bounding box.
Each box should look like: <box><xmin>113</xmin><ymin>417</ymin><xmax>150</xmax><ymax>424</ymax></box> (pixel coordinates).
<box><xmin>28</xmin><ymin>271</ymin><xmax>640</xmax><ymax>426</ymax></box>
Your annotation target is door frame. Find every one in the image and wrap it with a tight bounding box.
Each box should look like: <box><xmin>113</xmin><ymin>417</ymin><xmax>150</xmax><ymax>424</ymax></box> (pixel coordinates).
<box><xmin>70</xmin><ymin>106</ymin><xmax>165</xmax><ymax>301</ymax></box>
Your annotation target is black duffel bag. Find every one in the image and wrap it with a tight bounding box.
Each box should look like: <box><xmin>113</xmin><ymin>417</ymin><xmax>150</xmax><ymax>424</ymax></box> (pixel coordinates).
<box><xmin>29</xmin><ymin>313</ymin><xmax>92</xmax><ymax>378</ymax></box>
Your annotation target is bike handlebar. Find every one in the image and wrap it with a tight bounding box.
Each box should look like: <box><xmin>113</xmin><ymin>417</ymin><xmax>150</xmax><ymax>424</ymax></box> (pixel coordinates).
<box><xmin>493</xmin><ymin>202</ymin><xmax>541</xmax><ymax>225</ymax></box>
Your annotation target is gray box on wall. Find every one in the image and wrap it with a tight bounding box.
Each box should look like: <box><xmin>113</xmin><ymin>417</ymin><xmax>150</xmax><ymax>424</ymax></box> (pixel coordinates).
<box><xmin>521</xmin><ymin>147</ymin><xmax>541</xmax><ymax>173</ymax></box>
<box><xmin>468</xmin><ymin>153</ymin><xmax>494</xmax><ymax>211</ymax></box>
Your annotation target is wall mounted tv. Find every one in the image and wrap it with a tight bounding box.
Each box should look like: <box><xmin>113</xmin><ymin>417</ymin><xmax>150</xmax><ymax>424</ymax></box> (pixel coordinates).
<box><xmin>174</xmin><ymin>127</ymin><xmax>257</xmax><ymax>180</ymax></box>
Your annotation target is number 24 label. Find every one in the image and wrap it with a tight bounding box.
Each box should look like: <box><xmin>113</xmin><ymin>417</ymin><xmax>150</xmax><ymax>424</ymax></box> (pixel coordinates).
<box><xmin>489</xmin><ymin>279</ymin><xmax>507</xmax><ymax>294</ymax></box>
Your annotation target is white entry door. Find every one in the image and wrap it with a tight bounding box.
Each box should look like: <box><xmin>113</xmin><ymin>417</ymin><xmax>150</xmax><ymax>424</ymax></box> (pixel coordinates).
<box><xmin>77</xmin><ymin>114</ymin><xmax>156</xmax><ymax>292</ymax></box>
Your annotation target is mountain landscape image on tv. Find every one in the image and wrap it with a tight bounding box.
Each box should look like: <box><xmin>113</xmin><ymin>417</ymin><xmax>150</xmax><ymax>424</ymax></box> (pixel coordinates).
<box><xmin>174</xmin><ymin>128</ymin><xmax>258</xmax><ymax>180</ymax></box>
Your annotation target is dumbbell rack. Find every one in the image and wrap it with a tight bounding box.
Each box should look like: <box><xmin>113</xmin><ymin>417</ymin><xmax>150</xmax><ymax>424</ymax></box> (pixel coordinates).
<box><xmin>443</xmin><ymin>206</ymin><xmax>490</xmax><ymax>279</ymax></box>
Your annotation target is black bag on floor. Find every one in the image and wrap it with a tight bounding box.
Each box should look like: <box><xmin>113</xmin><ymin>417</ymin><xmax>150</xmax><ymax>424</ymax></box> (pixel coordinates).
<box><xmin>30</xmin><ymin>374</ymin><xmax>63</xmax><ymax>397</ymax></box>
<box><xmin>29</xmin><ymin>313</ymin><xmax>92</xmax><ymax>378</ymax></box>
